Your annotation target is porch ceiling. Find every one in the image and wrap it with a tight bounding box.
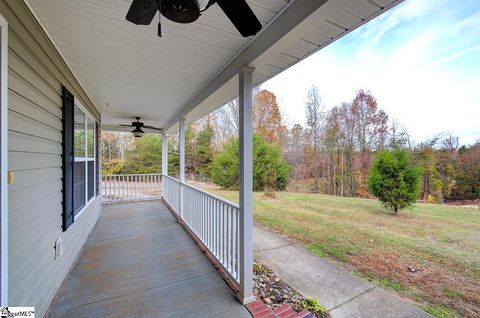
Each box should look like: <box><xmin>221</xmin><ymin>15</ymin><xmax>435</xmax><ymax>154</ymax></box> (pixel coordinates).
<box><xmin>26</xmin><ymin>0</ymin><xmax>402</xmax><ymax>133</ymax></box>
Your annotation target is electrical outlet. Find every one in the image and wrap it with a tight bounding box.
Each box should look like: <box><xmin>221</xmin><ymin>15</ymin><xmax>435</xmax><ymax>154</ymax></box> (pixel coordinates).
<box><xmin>54</xmin><ymin>238</ymin><xmax>63</xmax><ymax>259</ymax></box>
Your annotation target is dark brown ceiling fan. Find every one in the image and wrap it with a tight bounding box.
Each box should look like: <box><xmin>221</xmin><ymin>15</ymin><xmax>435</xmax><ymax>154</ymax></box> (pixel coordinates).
<box><xmin>118</xmin><ymin>117</ymin><xmax>162</xmax><ymax>138</ymax></box>
<box><xmin>126</xmin><ymin>0</ymin><xmax>262</xmax><ymax>37</ymax></box>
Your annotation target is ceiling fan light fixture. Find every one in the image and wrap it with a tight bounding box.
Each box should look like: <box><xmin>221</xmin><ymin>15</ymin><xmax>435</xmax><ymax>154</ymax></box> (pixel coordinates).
<box><xmin>161</xmin><ymin>0</ymin><xmax>200</xmax><ymax>24</ymax></box>
<box><xmin>132</xmin><ymin>126</ymin><xmax>145</xmax><ymax>138</ymax></box>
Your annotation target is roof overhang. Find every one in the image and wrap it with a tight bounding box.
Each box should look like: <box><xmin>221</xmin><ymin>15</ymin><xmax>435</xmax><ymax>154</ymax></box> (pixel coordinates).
<box><xmin>26</xmin><ymin>0</ymin><xmax>403</xmax><ymax>134</ymax></box>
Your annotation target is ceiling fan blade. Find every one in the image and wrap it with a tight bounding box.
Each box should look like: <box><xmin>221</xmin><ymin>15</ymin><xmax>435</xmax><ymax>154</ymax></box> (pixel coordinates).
<box><xmin>126</xmin><ymin>0</ymin><xmax>159</xmax><ymax>25</ymax></box>
<box><xmin>216</xmin><ymin>0</ymin><xmax>262</xmax><ymax>37</ymax></box>
<box><xmin>118</xmin><ymin>124</ymin><xmax>133</xmax><ymax>127</ymax></box>
<box><xmin>143</xmin><ymin>125</ymin><xmax>163</xmax><ymax>131</ymax></box>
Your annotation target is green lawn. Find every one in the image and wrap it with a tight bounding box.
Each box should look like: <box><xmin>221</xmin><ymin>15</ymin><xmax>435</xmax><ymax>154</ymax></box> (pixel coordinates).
<box><xmin>195</xmin><ymin>183</ymin><xmax>480</xmax><ymax>317</ymax></box>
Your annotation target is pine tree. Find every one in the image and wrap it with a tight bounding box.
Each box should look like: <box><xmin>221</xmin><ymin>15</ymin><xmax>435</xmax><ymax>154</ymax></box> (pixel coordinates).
<box><xmin>367</xmin><ymin>149</ymin><xmax>420</xmax><ymax>215</ymax></box>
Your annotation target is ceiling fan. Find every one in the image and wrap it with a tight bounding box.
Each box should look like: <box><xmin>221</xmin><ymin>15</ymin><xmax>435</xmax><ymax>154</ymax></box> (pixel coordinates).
<box><xmin>126</xmin><ymin>0</ymin><xmax>262</xmax><ymax>37</ymax></box>
<box><xmin>118</xmin><ymin>117</ymin><xmax>162</xmax><ymax>138</ymax></box>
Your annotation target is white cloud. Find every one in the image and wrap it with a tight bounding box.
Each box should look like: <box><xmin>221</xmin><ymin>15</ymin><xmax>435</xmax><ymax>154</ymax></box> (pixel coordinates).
<box><xmin>357</xmin><ymin>0</ymin><xmax>446</xmax><ymax>44</ymax></box>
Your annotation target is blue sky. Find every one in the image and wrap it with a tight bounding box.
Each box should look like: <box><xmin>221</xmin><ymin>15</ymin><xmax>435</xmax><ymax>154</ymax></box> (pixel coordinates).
<box><xmin>262</xmin><ymin>0</ymin><xmax>480</xmax><ymax>145</ymax></box>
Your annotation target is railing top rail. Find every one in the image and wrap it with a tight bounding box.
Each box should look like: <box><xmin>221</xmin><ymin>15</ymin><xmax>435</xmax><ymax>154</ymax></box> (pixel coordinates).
<box><xmin>162</xmin><ymin>174</ymin><xmax>180</xmax><ymax>182</ymax></box>
<box><xmin>182</xmin><ymin>182</ymin><xmax>240</xmax><ymax>210</ymax></box>
<box><xmin>102</xmin><ymin>173</ymin><xmax>161</xmax><ymax>177</ymax></box>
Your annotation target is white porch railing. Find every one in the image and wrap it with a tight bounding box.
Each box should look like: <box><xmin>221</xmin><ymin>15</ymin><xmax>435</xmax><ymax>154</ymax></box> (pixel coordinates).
<box><xmin>102</xmin><ymin>174</ymin><xmax>162</xmax><ymax>203</ymax></box>
<box><xmin>162</xmin><ymin>175</ymin><xmax>240</xmax><ymax>284</ymax></box>
<box><xmin>162</xmin><ymin>175</ymin><xmax>181</xmax><ymax>212</ymax></box>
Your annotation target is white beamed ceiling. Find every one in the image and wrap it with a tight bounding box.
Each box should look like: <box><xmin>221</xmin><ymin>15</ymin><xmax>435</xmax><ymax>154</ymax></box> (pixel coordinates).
<box><xmin>27</xmin><ymin>0</ymin><xmax>402</xmax><ymax>133</ymax></box>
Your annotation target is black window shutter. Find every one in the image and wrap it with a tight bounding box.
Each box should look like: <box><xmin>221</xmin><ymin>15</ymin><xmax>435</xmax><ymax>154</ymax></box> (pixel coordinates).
<box><xmin>62</xmin><ymin>86</ymin><xmax>75</xmax><ymax>231</ymax></box>
<box><xmin>95</xmin><ymin>121</ymin><xmax>100</xmax><ymax>196</ymax></box>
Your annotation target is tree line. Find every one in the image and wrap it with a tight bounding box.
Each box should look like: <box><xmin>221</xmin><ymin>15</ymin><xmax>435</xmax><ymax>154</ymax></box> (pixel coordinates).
<box><xmin>101</xmin><ymin>87</ymin><xmax>479</xmax><ymax>202</ymax></box>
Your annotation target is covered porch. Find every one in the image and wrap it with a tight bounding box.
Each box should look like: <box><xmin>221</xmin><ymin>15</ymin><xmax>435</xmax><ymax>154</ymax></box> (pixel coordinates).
<box><xmin>47</xmin><ymin>200</ymin><xmax>250</xmax><ymax>317</ymax></box>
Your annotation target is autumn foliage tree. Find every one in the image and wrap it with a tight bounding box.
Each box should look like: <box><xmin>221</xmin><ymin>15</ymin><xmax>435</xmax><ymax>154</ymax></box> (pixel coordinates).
<box><xmin>352</xmin><ymin>90</ymin><xmax>389</xmax><ymax>195</ymax></box>
<box><xmin>452</xmin><ymin>142</ymin><xmax>480</xmax><ymax>201</ymax></box>
<box><xmin>253</xmin><ymin>89</ymin><xmax>287</xmax><ymax>144</ymax></box>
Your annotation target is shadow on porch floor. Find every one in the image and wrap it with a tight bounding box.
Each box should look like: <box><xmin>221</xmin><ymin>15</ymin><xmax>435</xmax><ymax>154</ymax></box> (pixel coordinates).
<box><xmin>47</xmin><ymin>201</ymin><xmax>250</xmax><ymax>318</ymax></box>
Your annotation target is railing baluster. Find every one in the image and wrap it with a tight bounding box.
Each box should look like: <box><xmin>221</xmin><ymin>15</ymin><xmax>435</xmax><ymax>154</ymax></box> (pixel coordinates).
<box><xmin>228</xmin><ymin>207</ymin><xmax>233</xmax><ymax>272</ymax></box>
<box><xmin>111</xmin><ymin>175</ymin><xmax>115</xmax><ymax>201</ymax></box>
<box><xmin>193</xmin><ymin>189</ymin><xmax>196</xmax><ymax>233</ymax></box>
<box><xmin>127</xmin><ymin>175</ymin><xmax>130</xmax><ymax>199</ymax></box>
<box><xmin>210</xmin><ymin>196</ymin><xmax>213</xmax><ymax>251</ymax></box>
<box><xmin>215</xmin><ymin>197</ymin><xmax>218</xmax><ymax>255</ymax></box>
<box><xmin>105</xmin><ymin>176</ymin><xmax>108</xmax><ymax>203</ymax></box>
<box><xmin>221</xmin><ymin>202</ymin><xmax>225</xmax><ymax>264</ymax></box>
<box><xmin>202</xmin><ymin>192</ymin><xmax>205</xmax><ymax>239</ymax></box>
<box><xmin>208</xmin><ymin>195</ymin><xmax>211</xmax><ymax>249</ymax></box>
<box><xmin>136</xmin><ymin>175</ymin><xmax>139</xmax><ymax>199</ymax></box>
<box><xmin>223</xmin><ymin>204</ymin><xmax>226</xmax><ymax>265</ymax></box>
<box><xmin>218</xmin><ymin>202</ymin><xmax>221</xmax><ymax>260</ymax></box>
<box><xmin>219</xmin><ymin>201</ymin><xmax>222</xmax><ymax>260</ymax></box>
<box><xmin>123</xmin><ymin>175</ymin><xmax>126</xmax><ymax>201</ymax></box>
<box><xmin>235</xmin><ymin>210</ymin><xmax>241</xmax><ymax>279</ymax></box>
<box><xmin>216</xmin><ymin>200</ymin><xmax>220</xmax><ymax>257</ymax></box>
<box><xmin>198</xmin><ymin>191</ymin><xmax>201</xmax><ymax>239</ymax></box>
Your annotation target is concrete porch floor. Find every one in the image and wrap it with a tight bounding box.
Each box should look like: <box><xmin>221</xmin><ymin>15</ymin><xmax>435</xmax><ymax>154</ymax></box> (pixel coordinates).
<box><xmin>47</xmin><ymin>201</ymin><xmax>250</xmax><ymax>318</ymax></box>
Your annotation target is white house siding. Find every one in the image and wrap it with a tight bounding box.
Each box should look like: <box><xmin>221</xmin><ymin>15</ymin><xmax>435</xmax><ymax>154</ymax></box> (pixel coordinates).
<box><xmin>0</xmin><ymin>1</ymin><xmax>101</xmax><ymax>317</ymax></box>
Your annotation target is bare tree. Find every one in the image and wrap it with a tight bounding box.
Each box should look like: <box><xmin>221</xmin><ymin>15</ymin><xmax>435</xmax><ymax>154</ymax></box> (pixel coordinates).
<box><xmin>212</xmin><ymin>98</ymin><xmax>239</xmax><ymax>147</ymax></box>
<box><xmin>442</xmin><ymin>134</ymin><xmax>459</xmax><ymax>151</ymax></box>
<box><xmin>305</xmin><ymin>85</ymin><xmax>325</xmax><ymax>190</ymax></box>
<box><xmin>389</xmin><ymin>119</ymin><xmax>412</xmax><ymax>149</ymax></box>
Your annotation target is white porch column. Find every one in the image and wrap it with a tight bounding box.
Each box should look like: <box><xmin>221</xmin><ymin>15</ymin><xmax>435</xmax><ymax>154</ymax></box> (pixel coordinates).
<box><xmin>178</xmin><ymin>118</ymin><xmax>186</xmax><ymax>219</ymax></box>
<box><xmin>238</xmin><ymin>66</ymin><xmax>255</xmax><ymax>304</ymax></box>
<box><xmin>162</xmin><ymin>133</ymin><xmax>168</xmax><ymax>176</ymax></box>
<box><xmin>161</xmin><ymin>133</ymin><xmax>168</xmax><ymax>199</ymax></box>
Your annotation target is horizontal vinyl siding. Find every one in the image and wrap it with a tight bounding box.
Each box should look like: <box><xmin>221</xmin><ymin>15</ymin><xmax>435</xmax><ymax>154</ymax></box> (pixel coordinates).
<box><xmin>1</xmin><ymin>2</ymin><xmax>102</xmax><ymax>317</ymax></box>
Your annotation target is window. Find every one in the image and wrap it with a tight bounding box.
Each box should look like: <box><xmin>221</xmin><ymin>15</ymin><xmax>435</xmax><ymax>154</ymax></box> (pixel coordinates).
<box><xmin>73</xmin><ymin>102</ymin><xmax>97</xmax><ymax>217</ymax></box>
<box><xmin>62</xmin><ymin>86</ymin><xmax>99</xmax><ymax>231</ymax></box>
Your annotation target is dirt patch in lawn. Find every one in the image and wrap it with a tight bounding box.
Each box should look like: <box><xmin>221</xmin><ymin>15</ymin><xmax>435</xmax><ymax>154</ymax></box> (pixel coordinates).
<box><xmin>349</xmin><ymin>250</ymin><xmax>480</xmax><ymax>317</ymax></box>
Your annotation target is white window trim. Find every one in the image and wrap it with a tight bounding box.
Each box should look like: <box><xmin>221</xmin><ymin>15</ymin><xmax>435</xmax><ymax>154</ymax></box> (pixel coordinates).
<box><xmin>73</xmin><ymin>98</ymin><xmax>97</xmax><ymax>221</ymax></box>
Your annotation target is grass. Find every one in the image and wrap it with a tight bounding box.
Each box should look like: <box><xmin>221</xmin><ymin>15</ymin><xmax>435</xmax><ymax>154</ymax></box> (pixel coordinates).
<box><xmin>424</xmin><ymin>305</ymin><xmax>462</xmax><ymax>318</ymax></box>
<box><xmin>193</xmin><ymin>182</ymin><xmax>480</xmax><ymax>317</ymax></box>
<box><xmin>301</xmin><ymin>297</ymin><xmax>326</xmax><ymax>315</ymax></box>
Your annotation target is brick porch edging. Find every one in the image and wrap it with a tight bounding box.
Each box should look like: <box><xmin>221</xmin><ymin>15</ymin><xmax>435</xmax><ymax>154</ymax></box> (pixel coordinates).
<box><xmin>246</xmin><ymin>300</ymin><xmax>314</xmax><ymax>318</ymax></box>
<box><xmin>162</xmin><ymin>199</ymin><xmax>314</xmax><ymax>318</ymax></box>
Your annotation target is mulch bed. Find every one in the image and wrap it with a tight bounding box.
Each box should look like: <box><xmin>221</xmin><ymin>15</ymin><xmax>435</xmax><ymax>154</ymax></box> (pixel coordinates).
<box><xmin>253</xmin><ymin>261</ymin><xmax>329</xmax><ymax>318</ymax></box>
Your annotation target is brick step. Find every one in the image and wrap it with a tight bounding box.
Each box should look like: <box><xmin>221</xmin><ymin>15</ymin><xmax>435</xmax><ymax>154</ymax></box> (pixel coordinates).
<box><xmin>246</xmin><ymin>298</ymin><xmax>314</xmax><ymax>318</ymax></box>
